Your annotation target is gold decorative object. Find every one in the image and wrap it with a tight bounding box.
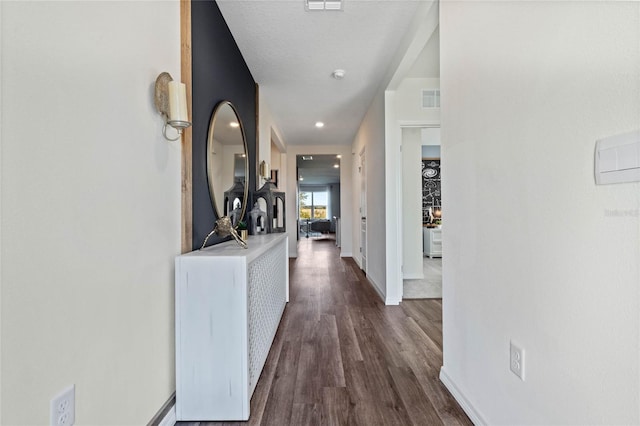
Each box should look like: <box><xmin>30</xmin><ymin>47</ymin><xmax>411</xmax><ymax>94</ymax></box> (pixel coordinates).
<box><xmin>201</xmin><ymin>216</ymin><xmax>248</xmax><ymax>249</ymax></box>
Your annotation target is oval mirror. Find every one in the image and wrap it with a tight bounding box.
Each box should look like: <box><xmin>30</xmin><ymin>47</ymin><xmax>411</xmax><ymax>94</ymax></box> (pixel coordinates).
<box><xmin>206</xmin><ymin>101</ymin><xmax>248</xmax><ymax>226</ymax></box>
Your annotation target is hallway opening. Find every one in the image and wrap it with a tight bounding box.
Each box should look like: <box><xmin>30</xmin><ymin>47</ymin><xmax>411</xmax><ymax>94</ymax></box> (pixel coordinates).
<box><xmin>296</xmin><ymin>154</ymin><xmax>341</xmax><ymax>245</ymax></box>
<box><xmin>177</xmin><ymin>238</ymin><xmax>470</xmax><ymax>425</ymax></box>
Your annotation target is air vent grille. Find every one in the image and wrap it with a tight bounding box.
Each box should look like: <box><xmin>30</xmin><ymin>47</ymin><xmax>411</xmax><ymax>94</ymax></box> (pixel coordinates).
<box><xmin>306</xmin><ymin>0</ymin><xmax>343</xmax><ymax>11</ymax></box>
<box><xmin>422</xmin><ymin>89</ymin><xmax>441</xmax><ymax>108</ymax></box>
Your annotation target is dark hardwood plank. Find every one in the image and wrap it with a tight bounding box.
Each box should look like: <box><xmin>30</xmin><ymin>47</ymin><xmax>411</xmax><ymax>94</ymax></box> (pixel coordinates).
<box><xmin>321</xmin><ymin>387</ymin><xmax>351</xmax><ymax>426</ymax></box>
<box><xmin>259</xmin><ymin>340</ymin><xmax>300</xmax><ymax>425</ymax></box>
<box><xmin>388</xmin><ymin>366</ymin><xmax>443</xmax><ymax>426</ymax></box>
<box><xmin>417</xmin><ymin>374</ymin><xmax>474</xmax><ymax>426</ymax></box>
<box><xmin>335</xmin><ymin>305</ymin><xmax>364</xmax><ymax>364</ymax></box>
<box><xmin>290</xmin><ymin>403</ymin><xmax>322</xmax><ymax>426</ymax></box>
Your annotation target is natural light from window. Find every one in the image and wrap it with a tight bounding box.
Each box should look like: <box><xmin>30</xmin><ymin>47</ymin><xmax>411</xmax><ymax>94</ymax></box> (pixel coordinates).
<box><xmin>299</xmin><ymin>191</ymin><xmax>328</xmax><ymax>219</ymax></box>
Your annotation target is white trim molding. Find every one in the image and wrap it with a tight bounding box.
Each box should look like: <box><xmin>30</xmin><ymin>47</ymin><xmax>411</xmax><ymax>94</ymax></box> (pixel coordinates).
<box><xmin>385</xmin><ymin>295</ymin><xmax>401</xmax><ymax>305</ymax></box>
<box><xmin>439</xmin><ymin>367</ymin><xmax>487</xmax><ymax>426</ymax></box>
<box><xmin>158</xmin><ymin>405</ymin><xmax>176</xmax><ymax>426</ymax></box>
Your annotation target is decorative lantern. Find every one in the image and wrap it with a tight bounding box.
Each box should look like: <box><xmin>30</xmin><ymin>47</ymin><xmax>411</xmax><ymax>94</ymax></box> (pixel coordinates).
<box><xmin>253</xmin><ymin>181</ymin><xmax>286</xmax><ymax>233</ymax></box>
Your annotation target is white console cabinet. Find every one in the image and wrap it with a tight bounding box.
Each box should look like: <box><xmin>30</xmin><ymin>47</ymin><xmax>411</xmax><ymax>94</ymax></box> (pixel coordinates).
<box><xmin>423</xmin><ymin>227</ymin><xmax>442</xmax><ymax>258</ymax></box>
<box><xmin>175</xmin><ymin>234</ymin><xmax>288</xmax><ymax>421</ymax></box>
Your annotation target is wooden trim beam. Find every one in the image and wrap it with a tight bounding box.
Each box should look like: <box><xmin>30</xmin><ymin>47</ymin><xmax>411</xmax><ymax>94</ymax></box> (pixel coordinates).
<box><xmin>180</xmin><ymin>0</ymin><xmax>193</xmax><ymax>253</ymax></box>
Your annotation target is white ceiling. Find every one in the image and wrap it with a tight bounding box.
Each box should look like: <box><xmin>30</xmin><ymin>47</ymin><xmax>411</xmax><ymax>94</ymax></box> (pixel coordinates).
<box><xmin>217</xmin><ymin>0</ymin><xmax>431</xmax><ymax>147</ymax></box>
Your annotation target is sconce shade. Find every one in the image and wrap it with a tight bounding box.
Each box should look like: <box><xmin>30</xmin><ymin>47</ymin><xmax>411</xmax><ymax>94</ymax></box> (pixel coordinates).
<box><xmin>168</xmin><ymin>81</ymin><xmax>189</xmax><ymax>126</ymax></box>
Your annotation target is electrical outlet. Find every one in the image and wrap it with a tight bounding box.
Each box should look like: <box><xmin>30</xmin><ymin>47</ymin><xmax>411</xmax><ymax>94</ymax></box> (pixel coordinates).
<box><xmin>510</xmin><ymin>341</ymin><xmax>525</xmax><ymax>381</ymax></box>
<box><xmin>50</xmin><ymin>385</ymin><xmax>75</xmax><ymax>426</ymax></box>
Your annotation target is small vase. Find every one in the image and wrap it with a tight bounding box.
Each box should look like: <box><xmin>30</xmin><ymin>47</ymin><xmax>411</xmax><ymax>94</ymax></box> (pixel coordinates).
<box><xmin>240</xmin><ymin>230</ymin><xmax>248</xmax><ymax>241</ymax></box>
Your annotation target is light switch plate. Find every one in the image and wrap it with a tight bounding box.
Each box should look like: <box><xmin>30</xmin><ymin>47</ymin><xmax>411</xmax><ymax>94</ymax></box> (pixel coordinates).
<box><xmin>595</xmin><ymin>130</ymin><xmax>640</xmax><ymax>185</ymax></box>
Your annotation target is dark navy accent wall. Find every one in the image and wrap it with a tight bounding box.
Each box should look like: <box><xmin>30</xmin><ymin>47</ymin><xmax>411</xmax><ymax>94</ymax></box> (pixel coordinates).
<box><xmin>191</xmin><ymin>0</ymin><xmax>256</xmax><ymax>250</ymax></box>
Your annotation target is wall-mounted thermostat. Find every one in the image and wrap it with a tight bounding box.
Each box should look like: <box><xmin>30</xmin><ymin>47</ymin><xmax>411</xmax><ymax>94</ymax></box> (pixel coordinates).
<box><xmin>595</xmin><ymin>130</ymin><xmax>640</xmax><ymax>185</ymax></box>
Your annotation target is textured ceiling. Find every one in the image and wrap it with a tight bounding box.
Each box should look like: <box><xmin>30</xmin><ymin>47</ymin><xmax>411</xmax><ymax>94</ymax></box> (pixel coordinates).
<box><xmin>217</xmin><ymin>0</ymin><xmax>427</xmax><ymax>146</ymax></box>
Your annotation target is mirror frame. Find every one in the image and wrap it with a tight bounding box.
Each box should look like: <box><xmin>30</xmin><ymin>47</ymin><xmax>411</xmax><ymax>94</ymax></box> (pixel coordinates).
<box><xmin>206</xmin><ymin>100</ymin><xmax>249</xmax><ymax>226</ymax></box>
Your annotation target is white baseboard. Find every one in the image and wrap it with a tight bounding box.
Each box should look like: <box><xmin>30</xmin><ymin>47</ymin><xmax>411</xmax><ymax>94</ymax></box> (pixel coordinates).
<box><xmin>439</xmin><ymin>367</ymin><xmax>486</xmax><ymax>425</ymax></box>
<box><xmin>385</xmin><ymin>295</ymin><xmax>401</xmax><ymax>305</ymax></box>
<box><xmin>403</xmin><ymin>273</ymin><xmax>424</xmax><ymax>280</ymax></box>
<box><xmin>158</xmin><ymin>404</ymin><xmax>176</xmax><ymax>426</ymax></box>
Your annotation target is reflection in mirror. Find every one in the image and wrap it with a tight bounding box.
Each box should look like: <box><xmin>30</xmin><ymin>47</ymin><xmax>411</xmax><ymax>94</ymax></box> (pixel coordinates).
<box><xmin>276</xmin><ymin>197</ymin><xmax>284</xmax><ymax>229</ymax></box>
<box><xmin>206</xmin><ymin>101</ymin><xmax>248</xmax><ymax>227</ymax></box>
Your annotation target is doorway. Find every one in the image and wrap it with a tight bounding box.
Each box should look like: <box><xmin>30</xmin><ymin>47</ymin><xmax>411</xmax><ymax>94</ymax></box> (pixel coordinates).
<box><xmin>296</xmin><ymin>154</ymin><xmax>341</xmax><ymax>244</ymax></box>
<box><xmin>402</xmin><ymin>127</ymin><xmax>441</xmax><ymax>299</ymax></box>
<box><xmin>359</xmin><ymin>148</ymin><xmax>367</xmax><ymax>273</ymax></box>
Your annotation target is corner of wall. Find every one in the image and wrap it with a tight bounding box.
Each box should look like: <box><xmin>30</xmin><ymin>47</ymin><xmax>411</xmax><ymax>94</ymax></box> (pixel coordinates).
<box><xmin>439</xmin><ymin>368</ymin><xmax>487</xmax><ymax>425</ymax></box>
<box><xmin>366</xmin><ymin>274</ymin><xmax>387</xmax><ymax>304</ymax></box>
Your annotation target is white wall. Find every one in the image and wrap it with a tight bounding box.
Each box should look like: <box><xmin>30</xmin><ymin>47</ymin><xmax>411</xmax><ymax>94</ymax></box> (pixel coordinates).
<box><xmin>395</xmin><ymin>79</ymin><xmax>442</xmax><ymax>282</ymax></box>
<box><xmin>396</xmin><ymin>77</ymin><xmax>441</xmax><ymax>124</ymax></box>
<box><xmin>401</xmin><ymin>128</ymin><xmax>424</xmax><ymax>279</ymax></box>
<box><xmin>440</xmin><ymin>2</ymin><xmax>640</xmax><ymax>424</ymax></box>
<box><xmin>258</xmin><ymin>91</ymin><xmax>286</xmax><ymax>189</ymax></box>
<box><xmin>285</xmin><ymin>145</ymin><xmax>353</xmax><ymax>259</ymax></box>
<box><xmin>0</xmin><ymin>1</ymin><xmax>3</xmax><ymax>421</ymax></box>
<box><xmin>352</xmin><ymin>92</ymin><xmax>386</xmax><ymax>299</ymax></box>
<box><xmin>270</xmin><ymin>142</ymin><xmax>281</xmax><ymax>171</ymax></box>
<box><xmin>1</xmin><ymin>2</ymin><xmax>181</xmax><ymax>424</ymax></box>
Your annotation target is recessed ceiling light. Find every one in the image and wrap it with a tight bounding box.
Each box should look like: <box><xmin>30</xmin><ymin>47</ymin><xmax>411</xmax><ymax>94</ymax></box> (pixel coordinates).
<box><xmin>315</xmin><ymin>122</ymin><xmax>324</xmax><ymax>128</ymax></box>
<box><xmin>336</xmin><ymin>154</ymin><xmax>342</xmax><ymax>158</ymax></box>
<box><xmin>230</xmin><ymin>122</ymin><xmax>239</xmax><ymax>128</ymax></box>
<box><xmin>333</xmin><ymin>164</ymin><xmax>339</xmax><ymax>168</ymax></box>
<box><xmin>299</xmin><ymin>177</ymin><xmax>304</xmax><ymax>181</ymax></box>
<box><xmin>331</xmin><ymin>69</ymin><xmax>346</xmax><ymax>80</ymax></box>
<box><xmin>302</xmin><ymin>156</ymin><xmax>313</xmax><ymax>160</ymax></box>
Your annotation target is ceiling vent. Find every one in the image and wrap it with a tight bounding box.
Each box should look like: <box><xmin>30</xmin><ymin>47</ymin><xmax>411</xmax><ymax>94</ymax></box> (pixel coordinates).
<box><xmin>302</xmin><ymin>156</ymin><xmax>314</xmax><ymax>160</ymax></box>
<box><xmin>306</xmin><ymin>0</ymin><xmax>343</xmax><ymax>11</ymax></box>
<box><xmin>422</xmin><ymin>89</ymin><xmax>441</xmax><ymax>109</ymax></box>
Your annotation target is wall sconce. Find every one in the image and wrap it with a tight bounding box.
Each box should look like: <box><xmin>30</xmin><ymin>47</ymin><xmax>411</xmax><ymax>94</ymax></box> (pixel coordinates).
<box><xmin>154</xmin><ymin>72</ymin><xmax>191</xmax><ymax>141</ymax></box>
<box><xmin>259</xmin><ymin>161</ymin><xmax>271</xmax><ymax>180</ymax></box>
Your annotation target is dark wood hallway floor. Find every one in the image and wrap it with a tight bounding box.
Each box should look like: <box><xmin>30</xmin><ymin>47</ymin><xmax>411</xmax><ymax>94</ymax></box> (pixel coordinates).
<box><xmin>178</xmin><ymin>239</ymin><xmax>471</xmax><ymax>426</ymax></box>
